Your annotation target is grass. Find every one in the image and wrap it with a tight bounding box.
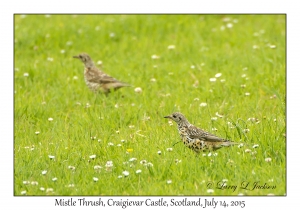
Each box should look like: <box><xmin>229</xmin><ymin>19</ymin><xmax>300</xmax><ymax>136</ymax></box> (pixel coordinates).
<box><xmin>14</xmin><ymin>14</ymin><xmax>286</xmax><ymax>196</ymax></box>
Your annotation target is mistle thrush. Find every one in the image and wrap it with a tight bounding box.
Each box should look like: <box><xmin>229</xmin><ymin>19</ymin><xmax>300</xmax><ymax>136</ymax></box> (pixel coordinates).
<box><xmin>164</xmin><ymin>112</ymin><xmax>237</xmax><ymax>153</ymax></box>
<box><xmin>73</xmin><ymin>53</ymin><xmax>130</xmax><ymax>95</ymax></box>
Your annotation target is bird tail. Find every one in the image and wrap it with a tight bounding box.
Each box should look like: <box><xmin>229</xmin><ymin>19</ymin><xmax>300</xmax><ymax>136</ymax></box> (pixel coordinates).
<box><xmin>221</xmin><ymin>140</ymin><xmax>239</xmax><ymax>147</ymax></box>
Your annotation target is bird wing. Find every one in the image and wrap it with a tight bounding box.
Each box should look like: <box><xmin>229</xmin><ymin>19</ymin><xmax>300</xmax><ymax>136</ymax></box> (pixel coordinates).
<box><xmin>88</xmin><ymin>74</ymin><xmax>120</xmax><ymax>84</ymax></box>
<box><xmin>188</xmin><ymin>125</ymin><xmax>227</xmax><ymax>142</ymax></box>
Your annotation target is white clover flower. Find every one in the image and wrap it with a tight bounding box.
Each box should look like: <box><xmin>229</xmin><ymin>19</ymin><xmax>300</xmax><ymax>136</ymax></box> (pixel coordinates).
<box><xmin>23</xmin><ymin>73</ymin><xmax>29</xmax><ymax>77</ymax></box>
<box><xmin>89</xmin><ymin>155</ymin><xmax>96</xmax><ymax>159</ymax></box>
<box><xmin>140</xmin><ymin>160</ymin><xmax>147</xmax><ymax>164</ymax></box>
<box><xmin>46</xmin><ymin>188</ymin><xmax>54</xmax><ymax>192</ymax></box>
<box><xmin>93</xmin><ymin>177</ymin><xmax>99</xmax><ymax>182</ymax></box>
<box><xmin>52</xmin><ymin>177</ymin><xmax>57</xmax><ymax>182</ymax></box>
<box><xmin>215</xmin><ymin>73</ymin><xmax>222</xmax><ymax>78</ymax></box>
<box><xmin>166</xmin><ymin>148</ymin><xmax>173</xmax><ymax>152</ymax></box>
<box><xmin>209</xmin><ymin>78</ymin><xmax>217</xmax><ymax>82</ymax></box>
<box><xmin>207</xmin><ymin>189</ymin><xmax>214</xmax><ymax>193</ymax></box>
<box><xmin>207</xmin><ymin>153</ymin><xmax>212</xmax><ymax>157</ymax></box>
<box><xmin>23</xmin><ymin>181</ymin><xmax>30</xmax><ymax>185</ymax></box>
<box><xmin>48</xmin><ymin>155</ymin><xmax>55</xmax><ymax>159</ymax></box>
<box><xmin>238</xmin><ymin>143</ymin><xmax>244</xmax><ymax>148</ymax></box>
<box><xmin>168</xmin><ymin>45</ymin><xmax>175</xmax><ymax>50</ymax></box>
<box><xmin>73</xmin><ymin>76</ymin><xmax>78</xmax><ymax>80</ymax></box>
<box><xmin>245</xmin><ymin>92</ymin><xmax>250</xmax><ymax>96</ymax></box>
<box><xmin>105</xmin><ymin>161</ymin><xmax>113</xmax><ymax>168</ymax></box>
<box><xmin>60</xmin><ymin>49</ymin><xmax>65</xmax><ymax>54</ymax></box>
<box><xmin>134</xmin><ymin>87</ymin><xmax>142</xmax><ymax>93</ymax></box>
<box><xmin>48</xmin><ymin>117</ymin><xmax>53</xmax><ymax>121</ymax></box>
<box><xmin>269</xmin><ymin>45</ymin><xmax>276</xmax><ymax>49</ymax></box>
<box><xmin>128</xmin><ymin>125</ymin><xmax>135</xmax><ymax>129</ymax></box>
<box><xmin>200</xmin><ymin>103</ymin><xmax>207</xmax><ymax>107</ymax></box>
<box><xmin>211</xmin><ymin>117</ymin><xmax>218</xmax><ymax>121</ymax></box>
<box><xmin>35</xmin><ymin>131</ymin><xmax>40</xmax><ymax>135</ymax></box>
<box><xmin>175</xmin><ymin>159</ymin><xmax>182</xmax><ymax>164</ymax></box>
<box><xmin>253</xmin><ymin>144</ymin><xmax>259</xmax><ymax>148</ymax></box>
<box><xmin>146</xmin><ymin>162</ymin><xmax>153</xmax><ymax>167</ymax></box>
<box><xmin>117</xmin><ymin>144</ymin><xmax>122</xmax><ymax>147</ymax></box>
<box><xmin>68</xmin><ymin>184</ymin><xmax>75</xmax><ymax>188</ymax></box>
<box><xmin>190</xmin><ymin>65</ymin><xmax>195</xmax><ymax>69</ymax></box>
<box><xmin>220</xmin><ymin>79</ymin><xmax>226</xmax><ymax>83</ymax></box>
<box><xmin>47</xmin><ymin>57</ymin><xmax>54</xmax><ymax>62</ymax></box>
<box><xmin>118</xmin><ymin>175</ymin><xmax>123</xmax><ymax>179</ymax></box>
<box><xmin>265</xmin><ymin>157</ymin><xmax>272</xmax><ymax>162</ymax></box>
<box><xmin>243</xmin><ymin>128</ymin><xmax>250</xmax><ymax>133</ymax></box>
<box><xmin>151</xmin><ymin>54</ymin><xmax>160</xmax><ymax>59</ymax></box>
<box><xmin>129</xmin><ymin>158</ymin><xmax>137</xmax><ymax>162</ymax></box>
<box><xmin>107</xmin><ymin>142</ymin><xmax>114</xmax><ymax>146</ymax></box>
<box><xmin>21</xmin><ymin>190</ymin><xmax>27</xmax><ymax>195</ymax></box>
<box><xmin>167</xmin><ymin>180</ymin><xmax>172</xmax><ymax>184</ymax></box>
<box><xmin>136</xmin><ymin>169</ymin><xmax>142</xmax><ymax>174</ymax></box>
<box><xmin>150</xmin><ymin>78</ymin><xmax>157</xmax><ymax>82</ymax></box>
<box><xmin>226</xmin><ymin>23</ymin><xmax>233</xmax><ymax>28</ymax></box>
<box><xmin>215</xmin><ymin>112</ymin><xmax>224</xmax><ymax>118</ymax></box>
<box><xmin>122</xmin><ymin>171</ymin><xmax>129</xmax><ymax>177</ymax></box>
<box><xmin>251</xmin><ymin>151</ymin><xmax>257</xmax><ymax>155</ymax></box>
<box><xmin>97</xmin><ymin>60</ymin><xmax>103</xmax><ymax>65</ymax></box>
<box><xmin>94</xmin><ymin>165</ymin><xmax>102</xmax><ymax>170</ymax></box>
<box><xmin>211</xmin><ymin>128</ymin><xmax>218</xmax><ymax>131</ymax></box>
<box><xmin>68</xmin><ymin>165</ymin><xmax>76</xmax><ymax>170</ymax></box>
<box><xmin>157</xmin><ymin>150</ymin><xmax>162</xmax><ymax>155</ymax></box>
<box><xmin>40</xmin><ymin>187</ymin><xmax>45</xmax><ymax>191</ymax></box>
<box><xmin>121</xmin><ymin>139</ymin><xmax>126</xmax><ymax>143</ymax></box>
<box><xmin>245</xmin><ymin>149</ymin><xmax>251</xmax><ymax>153</ymax></box>
<box><xmin>42</xmin><ymin>170</ymin><xmax>47</xmax><ymax>175</ymax></box>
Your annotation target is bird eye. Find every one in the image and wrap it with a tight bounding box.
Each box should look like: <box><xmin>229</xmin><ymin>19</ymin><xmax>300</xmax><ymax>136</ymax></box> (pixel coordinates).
<box><xmin>79</xmin><ymin>55</ymin><xmax>82</xmax><ymax>58</ymax></box>
<box><xmin>173</xmin><ymin>115</ymin><xmax>176</xmax><ymax>118</ymax></box>
<box><xmin>179</xmin><ymin>117</ymin><xmax>181</xmax><ymax>120</ymax></box>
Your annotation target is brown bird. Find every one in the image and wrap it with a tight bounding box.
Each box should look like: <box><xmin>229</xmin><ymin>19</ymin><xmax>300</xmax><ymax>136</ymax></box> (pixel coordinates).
<box><xmin>73</xmin><ymin>53</ymin><xmax>130</xmax><ymax>95</ymax></box>
<box><xmin>164</xmin><ymin>112</ymin><xmax>237</xmax><ymax>153</ymax></box>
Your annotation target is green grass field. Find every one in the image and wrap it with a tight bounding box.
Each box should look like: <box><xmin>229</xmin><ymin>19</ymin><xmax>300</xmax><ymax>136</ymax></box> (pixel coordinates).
<box><xmin>14</xmin><ymin>14</ymin><xmax>286</xmax><ymax>196</ymax></box>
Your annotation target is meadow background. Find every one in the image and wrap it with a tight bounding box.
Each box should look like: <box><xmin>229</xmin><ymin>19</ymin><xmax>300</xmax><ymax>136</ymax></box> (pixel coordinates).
<box><xmin>14</xmin><ymin>14</ymin><xmax>286</xmax><ymax>196</ymax></box>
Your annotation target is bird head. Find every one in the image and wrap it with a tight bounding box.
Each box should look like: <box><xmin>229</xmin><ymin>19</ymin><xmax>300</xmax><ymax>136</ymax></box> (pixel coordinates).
<box><xmin>164</xmin><ymin>112</ymin><xmax>187</xmax><ymax>124</ymax></box>
<box><xmin>73</xmin><ymin>53</ymin><xmax>94</xmax><ymax>67</ymax></box>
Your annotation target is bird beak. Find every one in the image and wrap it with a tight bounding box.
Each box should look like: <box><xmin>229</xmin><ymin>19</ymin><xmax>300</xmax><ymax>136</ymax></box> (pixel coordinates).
<box><xmin>164</xmin><ymin>115</ymin><xmax>171</xmax><ymax>119</ymax></box>
<box><xmin>73</xmin><ymin>55</ymin><xmax>79</xmax><ymax>59</ymax></box>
